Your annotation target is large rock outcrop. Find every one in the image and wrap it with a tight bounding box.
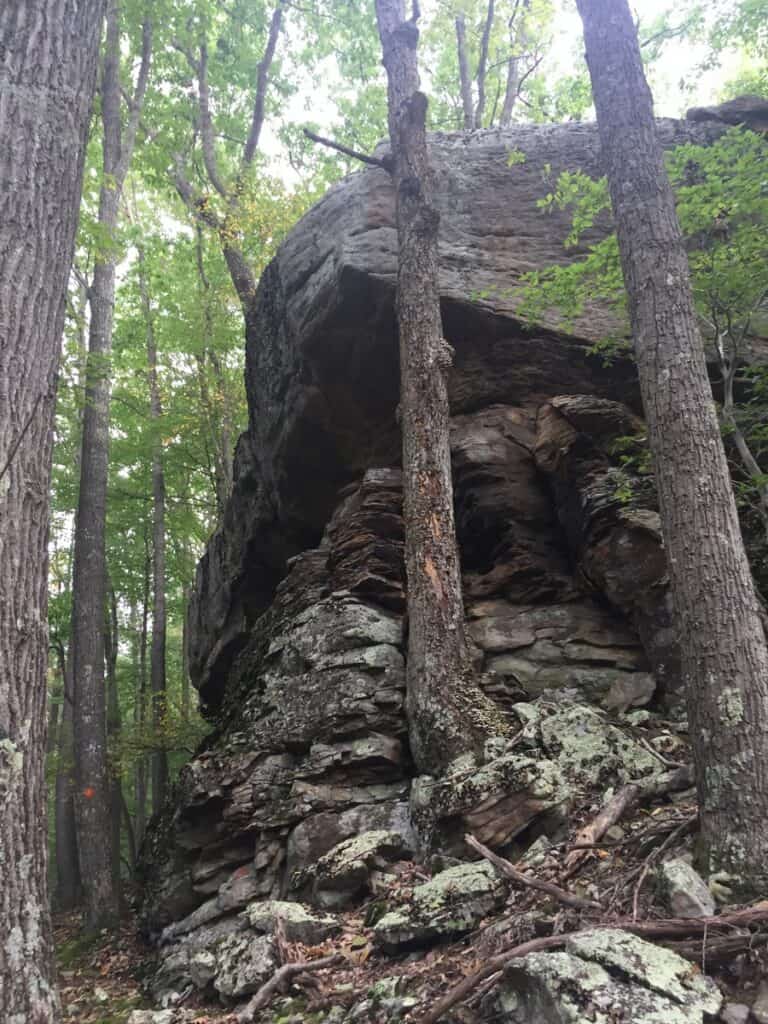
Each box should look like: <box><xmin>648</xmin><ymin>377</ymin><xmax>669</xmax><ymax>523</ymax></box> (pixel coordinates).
<box><xmin>139</xmin><ymin>115</ymin><xmax>743</xmax><ymax>1008</ymax></box>
<box><xmin>187</xmin><ymin>117</ymin><xmax>725</xmax><ymax>711</ymax></box>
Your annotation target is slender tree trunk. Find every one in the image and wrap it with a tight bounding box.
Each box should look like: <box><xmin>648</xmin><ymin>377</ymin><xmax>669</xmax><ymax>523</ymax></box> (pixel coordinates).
<box><xmin>577</xmin><ymin>0</ymin><xmax>768</xmax><ymax>897</ymax></box>
<box><xmin>138</xmin><ymin>250</ymin><xmax>169</xmax><ymax>815</ymax></box>
<box><xmin>374</xmin><ymin>0</ymin><xmax>506</xmax><ymax>775</ymax></box>
<box><xmin>499</xmin><ymin>0</ymin><xmax>530</xmax><ymax>127</ymax></box>
<box><xmin>0</xmin><ymin>2</ymin><xmax>103</xmax><ymax>1018</ymax></box>
<box><xmin>105</xmin><ymin>582</ymin><xmax>123</xmax><ymax>899</ymax></box>
<box><xmin>71</xmin><ymin>2</ymin><xmax>150</xmax><ymax>929</ymax></box>
<box><xmin>134</xmin><ymin>542</ymin><xmax>150</xmax><ymax>845</ymax></box>
<box><xmin>54</xmin><ymin>645</ymin><xmax>83</xmax><ymax>910</ymax></box>
<box><xmin>455</xmin><ymin>14</ymin><xmax>475</xmax><ymax>129</ymax></box>
<box><xmin>474</xmin><ymin>0</ymin><xmax>495</xmax><ymax>128</ymax></box>
<box><xmin>181</xmin><ymin>586</ymin><xmax>191</xmax><ymax>723</ymax></box>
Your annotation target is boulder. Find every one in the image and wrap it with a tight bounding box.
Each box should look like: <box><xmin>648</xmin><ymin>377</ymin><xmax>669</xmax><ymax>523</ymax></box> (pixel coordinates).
<box><xmin>293</xmin><ymin>830</ymin><xmax>413</xmax><ymax>910</ymax></box>
<box><xmin>495</xmin><ymin>928</ymin><xmax>721</xmax><ymax>1023</ymax></box>
<box><xmin>373</xmin><ymin>861</ymin><xmax>507</xmax><ymax>951</ymax></box>
<box><xmin>212</xmin><ymin>932</ymin><xmax>277</xmax><ymax>1000</ymax></box>
<box><xmin>189</xmin><ymin>119</ymin><xmax>724</xmax><ymax>707</ymax></box>
<box><xmin>658</xmin><ymin>857</ymin><xmax>716</xmax><ymax>919</ymax></box>
<box><xmin>411</xmin><ymin>749</ymin><xmax>570</xmax><ymax>856</ymax></box>
<box><xmin>246</xmin><ymin>900</ymin><xmax>341</xmax><ymax>944</ymax></box>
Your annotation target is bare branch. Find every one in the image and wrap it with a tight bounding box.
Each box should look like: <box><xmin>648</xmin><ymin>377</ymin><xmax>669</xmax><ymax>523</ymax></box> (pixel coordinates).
<box><xmin>236</xmin><ymin>954</ymin><xmax>343</xmax><ymax>1022</ymax></box>
<box><xmin>197</xmin><ymin>39</ymin><xmax>229</xmax><ymax>197</ymax></box>
<box><xmin>243</xmin><ymin>2</ymin><xmax>285</xmax><ymax>166</ymax></box>
<box><xmin>465</xmin><ymin>833</ymin><xmax>601</xmax><ymax>911</ymax></box>
<box><xmin>303</xmin><ymin>127</ymin><xmax>393</xmax><ymax>170</ymax></box>
<box><xmin>171</xmin><ymin>155</ymin><xmax>223</xmax><ymax>231</ymax></box>
<box><xmin>115</xmin><ymin>18</ymin><xmax>153</xmax><ymax>184</ymax></box>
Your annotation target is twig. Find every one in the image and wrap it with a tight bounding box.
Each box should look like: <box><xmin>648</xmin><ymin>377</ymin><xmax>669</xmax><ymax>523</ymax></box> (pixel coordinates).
<box><xmin>465</xmin><ymin>833</ymin><xmax>600</xmax><ymax>912</ymax></box>
<box><xmin>562</xmin><ymin>767</ymin><xmax>694</xmax><ymax>880</ymax></box>
<box><xmin>418</xmin><ymin>901</ymin><xmax>768</xmax><ymax>1024</ymax></box>
<box><xmin>631</xmin><ymin>813</ymin><xmax>697</xmax><ymax>921</ymax></box>
<box><xmin>236</xmin><ymin>953</ymin><xmax>343</xmax><ymax>1022</ymax></box>
<box><xmin>303</xmin><ymin>128</ymin><xmax>393</xmax><ymax>171</ymax></box>
<box><xmin>417</xmin><ymin>932</ymin><xmax>573</xmax><ymax>1024</ymax></box>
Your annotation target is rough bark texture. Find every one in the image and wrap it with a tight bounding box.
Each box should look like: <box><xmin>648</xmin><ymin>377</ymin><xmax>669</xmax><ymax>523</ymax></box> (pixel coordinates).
<box><xmin>0</xmin><ymin>0</ymin><xmax>103</xmax><ymax>1019</ymax></box>
<box><xmin>375</xmin><ymin>0</ymin><xmax>506</xmax><ymax>773</ymax></box>
<box><xmin>577</xmin><ymin>0</ymin><xmax>768</xmax><ymax>894</ymax></box>
<box><xmin>54</xmin><ymin>650</ymin><xmax>83</xmax><ymax>910</ymax></box>
<box><xmin>72</xmin><ymin>0</ymin><xmax>150</xmax><ymax>928</ymax></box>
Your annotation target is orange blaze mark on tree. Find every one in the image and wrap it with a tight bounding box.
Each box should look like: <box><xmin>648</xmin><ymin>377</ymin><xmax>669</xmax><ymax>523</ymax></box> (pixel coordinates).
<box><xmin>82</xmin><ymin>786</ymin><xmax>96</xmax><ymax>799</ymax></box>
<box><xmin>424</xmin><ymin>555</ymin><xmax>447</xmax><ymax>604</ymax></box>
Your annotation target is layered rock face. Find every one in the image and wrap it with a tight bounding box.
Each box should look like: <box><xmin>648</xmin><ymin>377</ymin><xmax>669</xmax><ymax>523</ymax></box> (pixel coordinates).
<box><xmin>140</xmin><ymin>116</ymin><xmax>730</xmax><ymax>1009</ymax></box>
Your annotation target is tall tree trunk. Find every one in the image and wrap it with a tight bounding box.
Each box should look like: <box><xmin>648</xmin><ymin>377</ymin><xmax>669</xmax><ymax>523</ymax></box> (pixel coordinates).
<box><xmin>71</xmin><ymin>2</ymin><xmax>150</xmax><ymax>930</ymax></box>
<box><xmin>181</xmin><ymin>585</ymin><xmax>191</xmax><ymax>723</ymax></box>
<box><xmin>374</xmin><ymin>0</ymin><xmax>506</xmax><ymax>775</ymax></box>
<box><xmin>455</xmin><ymin>14</ymin><xmax>475</xmax><ymax>129</ymax></box>
<box><xmin>499</xmin><ymin>0</ymin><xmax>531</xmax><ymax>128</ymax></box>
<box><xmin>194</xmin><ymin>226</ymin><xmax>234</xmax><ymax>515</ymax></box>
<box><xmin>104</xmin><ymin>582</ymin><xmax>123</xmax><ymax>899</ymax></box>
<box><xmin>0</xmin><ymin>1</ymin><xmax>103</xmax><ymax>1018</ymax></box>
<box><xmin>473</xmin><ymin>0</ymin><xmax>495</xmax><ymax>128</ymax></box>
<box><xmin>577</xmin><ymin>0</ymin><xmax>768</xmax><ymax>897</ymax></box>
<box><xmin>134</xmin><ymin>542</ymin><xmax>150</xmax><ymax>845</ymax></box>
<box><xmin>138</xmin><ymin>250</ymin><xmax>169</xmax><ymax>815</ymax></box>
<box><xmin>54</xmin><ymin>644</ymin><xmax>83</xmax><ymax>910</ymax></box>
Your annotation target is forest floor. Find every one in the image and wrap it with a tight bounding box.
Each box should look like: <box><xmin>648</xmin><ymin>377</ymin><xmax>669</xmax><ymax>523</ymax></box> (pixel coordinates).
<box><xmin>54</xmin><ymin>792</ymin><xmax>768</xmax><ymax>1023</ymax></box>
<box><xmin>55</xmin><ymin>912</ymin><xmax>235</xmax><ymax>1024</ymax></box>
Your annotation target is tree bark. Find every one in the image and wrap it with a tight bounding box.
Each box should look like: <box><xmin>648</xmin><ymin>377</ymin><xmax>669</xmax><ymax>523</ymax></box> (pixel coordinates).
<box><xmin>72</xmin><ymin>0</ymin><xmax>150</xmax><ymax>931</ymax></box>
<box><xmin>0</xmin><ymin>1</ymin><xmax>104</xmax><ymax>1018</ymax></box>
<box><xmin>374</xmin><ymin>0</ymin><xmax>506</xmax><ymax>775</ymax></box>
<box><xmin>577</xmin><ymin>0</ymin><xmax>768</xmax><ymax>897</ymax></box>
<box><xmin>135</xmin><ymin>544</ymin><xmax>150</xmax><ymax>845</ymax></box>
<box><xmin>105</xmin><ymin>582</ymin><xmax>123</xmax><ymax>898</ymax></box>
<box><xmin>138</xmin><ymin>249</ymin><xmax>169</xmax><ymax>815</ymax></box>
<box><xmin>455</xmin><ymin>14</ymin><xmax>475</xmax><ymax>129</ymax></box>
<box><xmin>54</xmin><ymin>643</ymin><xmax>83</xmax><ymax>910</ymax></box>
<box><xmin>474</xmin><ymin>0</ymin><xmax>495</xmax><ymax>128</ymax></box>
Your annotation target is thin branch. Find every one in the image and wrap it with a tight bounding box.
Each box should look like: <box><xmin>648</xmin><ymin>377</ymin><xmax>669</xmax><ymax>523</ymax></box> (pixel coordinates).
<box><xmin>236</xmin><ymin>954</ymin><xmax>343</xmax><ymax>1022</ymax></box>
<box><xmin>303</xmin><ymin>128</ymin><xmax>393</xmax><ymax>170</ymax></box>
<box><xmin>171</xmin><ymin>155</ymin><xmax>223</xmax><ymax>231</ymax></box>
<box><xmin>115</xmin><ymin>18</ymin><xmax>153</xmax><ymax>183</ymax></box>
<box><xmin>243</xmin><ymin>2</ymin><xmax>286</xmax><ymax>166</ymax></box>
<box><xmin>465</xmin><ymin>833</ymin><xmax>601</xmax><ymax>911</ymax></box>
<box><xmin>197</xmin><ymin>39</ymin><xmax>229</xmax><ymax>197</ymax></box>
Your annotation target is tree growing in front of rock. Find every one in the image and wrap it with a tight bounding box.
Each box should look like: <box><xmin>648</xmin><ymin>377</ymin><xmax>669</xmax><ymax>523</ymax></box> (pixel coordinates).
<box><xmin>576</xmin><ymin>0</ymin><xmax>768</xmax><ymax>898</ymax></box>
<box><xmin>374</xmin><ymin>0</ymin><xmax>507</xmax><ymax>773</ymax></box>
<box><xmin>0</xmin><ymin>0</ymin><xmax>105</xmax><ymax>1018</ymax></box>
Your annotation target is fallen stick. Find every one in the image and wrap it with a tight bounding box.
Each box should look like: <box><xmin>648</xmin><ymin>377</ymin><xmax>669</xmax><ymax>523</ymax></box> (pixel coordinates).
<box><xmin>631</xmin><ymin>813</ymin><xmax>697</xmax><ymax>921</ymax></box>
<box><xmin>465</xmin><ymin>833</ymin><xmax>601</xmax><ymax>912</ymax></box>
<box><xmin>562</xmin><ymin>766</ymin><xmax>694</xmax><ymax>879</ymax></box>
<box><xmin>236</xmin><ymin>953</ymin><xmax>343</xmax><ymax>1023</ymax></box>
<box><xmin>417</xmin><ymin>901</ymin><xmax>768</xmax><ymax>1024</ymax></box>
<box><xmin>417</xmin><ymin>933</ymin><xmax>574</xmax><ymax>1024</ymax></box>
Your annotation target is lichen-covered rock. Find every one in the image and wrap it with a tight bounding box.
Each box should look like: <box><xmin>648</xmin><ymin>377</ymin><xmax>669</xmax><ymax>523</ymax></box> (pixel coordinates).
<box><xmin>495</xmin><ymin>929</ymin><xmax>721</xmax><ymax>1023</ymax></box>
<box><xmin>411</xmin><ymin>749</ymin><xmax>569</xmax><ymax>856</ymax></box>
<box><xmin>293</xmin><ymin>830</ymin><xmax>413</xmax><ymax>909</ymax></box>
<box><xmin>212</xmin><ymin>932</ymin><xmax>277</xmax><ymax>1000</ymax></box>
<box><xmin>246</xmin><ymin>900</ymin><xmax>341</xmax><ymax>944</ymax></box>
<box><xmin>538</xmin><ymin>704</ymin><xmax>661</xmax><ymax>791</ymax></box>
<box><xmin>657</xmin><ymin>858</ymin><xmax>716</xmax><ymax>919</ymax></box>
<box><xmin>373</xmin><ymin>861</ymin><xmax>506</xmax><ymax>951</ymax></box>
